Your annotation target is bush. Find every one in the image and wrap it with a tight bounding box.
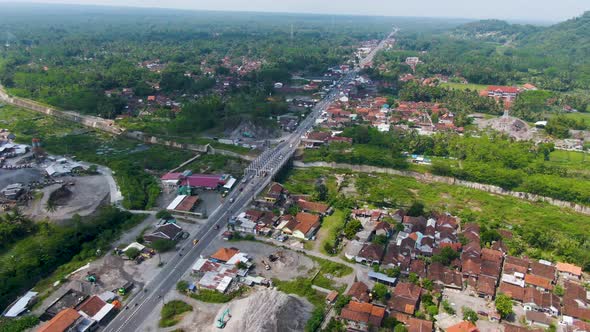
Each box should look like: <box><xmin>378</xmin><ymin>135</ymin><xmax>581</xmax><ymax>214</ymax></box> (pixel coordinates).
<box><xmin>463</xmin><ymin>307</ymin><xmax>478</xmax><ymax>323</ymax></box>
<box><xmin>125</xmin><ymin>247</ymin><xmax>140</xmax><ymax>260</ymax></box>
<box><xmin>190</xmin><ymin>287</ymin><xmax>245</xmax><ymax>303</ymax></box>
<box><xmin>0</xmin><ymin>316</ymin><xmax>40</xmax><ymax>332</ymax></box>
<box><xmin>159</xmin><ymin>300</ymin><xmax>192</xmax><ymax>327</ymax></box>
<box><xmin>150</xmin><ymin>239</ymin><xmax>177</xmax><ymax>252</ymax></box>
<box><xmin>176</xmin><ymin>280</ymin><xmax>189</xmax><ymax>293</ymax></box>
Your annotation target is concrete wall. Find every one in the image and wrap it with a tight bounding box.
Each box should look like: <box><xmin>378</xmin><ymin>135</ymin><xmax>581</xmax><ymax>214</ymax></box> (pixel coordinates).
<box><xmin>293</xmin><ymin>161</ymin><xmax>590</xmax><ymax>215</ymax></box>
<box><xmin>0</xmin><ymin>86</ymin><xmax>124</xmax><ymax>135</ymax></box>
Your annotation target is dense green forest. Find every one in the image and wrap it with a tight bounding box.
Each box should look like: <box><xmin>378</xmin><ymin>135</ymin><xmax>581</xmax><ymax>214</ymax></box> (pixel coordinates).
<box><xmin>387</xmin><ymin>11</ymin><xmax>590</xmax><ymax>91</ymax></box>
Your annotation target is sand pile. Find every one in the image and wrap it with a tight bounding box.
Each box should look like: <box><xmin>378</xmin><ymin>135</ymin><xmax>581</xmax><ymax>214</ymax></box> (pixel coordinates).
<box><xmin>221</xmin><ymin>288</ymin><xmax>313</xmax><ymax>332</ymax></box>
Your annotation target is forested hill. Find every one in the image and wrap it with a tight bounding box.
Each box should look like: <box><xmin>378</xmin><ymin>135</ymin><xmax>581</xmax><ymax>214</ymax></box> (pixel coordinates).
<box><xmin>519</xmin><ymin>11</ymin><xmax>590</xmax><ymax>59</ymax></box>
<box><xmin>451</xmin><ymin>19</ymin><xmax>540</xmax><ymax>43</ymax></box>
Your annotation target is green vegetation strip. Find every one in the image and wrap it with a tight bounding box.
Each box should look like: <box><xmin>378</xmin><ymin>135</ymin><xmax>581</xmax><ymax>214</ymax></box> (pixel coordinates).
<box><xmin>285</xmin><ymin>167</ymin><xmax>590</xmax><ymax>269</ymax></box>
<box><xmin>159</xmin><ymin>300</ymin><xmax>193</xmax><ymax>328</ymax></box>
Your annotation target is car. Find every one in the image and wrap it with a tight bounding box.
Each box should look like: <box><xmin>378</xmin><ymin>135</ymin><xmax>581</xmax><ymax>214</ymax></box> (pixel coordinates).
<box><xmin>229</xmin><ymin>198</ymin><xmax>235</xmax><ymax>203</ymax></box>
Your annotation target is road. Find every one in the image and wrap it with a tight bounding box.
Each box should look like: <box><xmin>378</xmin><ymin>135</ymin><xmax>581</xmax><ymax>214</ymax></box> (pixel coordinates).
<box><xmin>102</xmin><ymin>29</ymin><xmax>395</xmax><ymax>332</ymax></box>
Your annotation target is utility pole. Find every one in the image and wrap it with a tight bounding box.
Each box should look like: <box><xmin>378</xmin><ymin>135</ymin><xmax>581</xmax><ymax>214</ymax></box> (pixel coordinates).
<box><xmin>290</xmin><ymin>24</ymin><xmax>294</xmax><ymax>43</ymax></box>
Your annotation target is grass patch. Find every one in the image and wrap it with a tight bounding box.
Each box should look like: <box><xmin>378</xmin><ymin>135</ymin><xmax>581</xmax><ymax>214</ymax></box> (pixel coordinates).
<box><xmin>319</xmin><ymin>209</ymin><xmax>346</xmax><ymax>255</ymax></box>
<box><xmin>189</xmin><ymin>287</ymin><xmax>246</xmax><ymax>303</ymax></box>
<box><xmin>0</xmin><ymin>316</ymin><xmax>39</xmax><ymax>332</ymax></box>
<box><xmin>309</xmin><ymin>255</ymin><xmax>353</xmax><ymax>277</ymax></box>
<box><xmin>159</xmin><ymin>300</ymin><xmax>193</xmax><ymax>328</ymax></box>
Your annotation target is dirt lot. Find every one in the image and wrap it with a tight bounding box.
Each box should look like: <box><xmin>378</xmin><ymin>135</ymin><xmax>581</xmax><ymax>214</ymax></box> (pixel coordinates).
<box><xmin>438</xmin><ymin>288</ymin><xmax>502</xmax><ymax>332</ymax></box>
<box><xmin>24</xmin><ymin>175</ymin><xmax>110</xmax><ymax>221</ymax></box>
<box><xmin>198</xmin><ymin>238</ymin><xmax>316</xmax><ymax>281</ymax></box>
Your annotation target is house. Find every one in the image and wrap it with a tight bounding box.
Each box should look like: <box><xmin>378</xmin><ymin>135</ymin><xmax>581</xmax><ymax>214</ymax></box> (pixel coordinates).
<box><xmin>525</xmin><ymin>274</ymin><xmax>553</xmax><ymax>291</ymax></box>
<box><xmin>293</xmin><ymin>212</ymin><xmax>321</xmax><ymax>240</ymax></box>
<box><xmin>563</xmin><ymin>281</ymin><xmax>590</xmax><ymax>321</ymax></box>
<box><xmin>76</xmin><ymin>295</ymin><xmax>115</xmax><ymax>323</ymax></box>
<box><xmin>340</xmin><ymin>301</ymin><xmax>385</xmax><ymax>331</ymax></box>
<box><xmin>499</xmin><ymin>282</ymin><xmax>525</xmax><ymax>302</ymax></box>
<box><xmin>476</xmin><ymin>275</ymin><xmax>497</xmax><ymax>299</ymax></box>
<box><xmin>181</xmin><ymin>174</ymin><xmax>230</xmax><ymax>190</ymax></box>
<box><xmin>446</xmin><ymin>321</ymin><xmax>479</xmax><ymax>332</ymax></box>
<box><xmin>38</xmin><ymin>308</ymin><xmax>83</xmax><ymax>332</ymax></box>
<box><xmin>406</xmin><ymin>317</ymin><xmax>433</xmax><ymax>332</ymax></box>
<box><xmin>523</xmin><ymin>287</ymin><xmax>560</xmax><ymax>316</ymax></box>
<box><xmin>427</xmin><ymin>262</ymin><xmax>463</xmax><ymax>290</ymax></box>
<box><xmin>503</xmin><ymin>256</ymin><xmax>529</xmax><ymax>275</ymax></box>
<box><xmin>356</xmin><ymin>243</ymin><xmax>385</xmax><ymax>265</ymax></box>
<box><xmin>382</xmin><ymin>243</ymin><xmax>411</xmax><ymax>271</ymax></box>
<box><xmin>484</xmin><ymin>86</ymin><xmax>520</xmax><ymax>100</ymax></box>
<box><xmin>368</xmin><ymin>271</ymin><xmax>397</xmax><ymax>286</ymax></box>
<box><xmin>347</xmin><ymin>281</ymin><xmax>371</xmax><ymax>303</ymax></box>
<box><xmin>389</xmin><ymin>282</ymin><xmax>422</xmax><ymax>315</ymax></box>
<box><xmin>526</xmin><ymin>310</ymin><xmax>553</xmax><ymax>328</ymax></box>
<box><xmin>556</xmin><ymin>262</ymin><xmax>583</xmax><ymax>280</ymax></box>
<box><xmin>522</xmin><ymin>83</ymin><xmax>538</xmax><ymax>91</ymax></box>
<box><xmin>409</xmin><ymin>259</ymin><xmax>427</xmax><ymax>278</ymax></box>
<box><xmin>210</xmin><ymin>248</ymin><xmax>240</xmax><ymax>263</ymax></box>
<box><xmin>296</xmin><ymin>199</ymin><xmax>330</xmax><ymax>215</ymax></box>
<box><xmin>264</xmin><ymin>183</ymin><xmax>284</xmax><ymax>204</ymax></box>
<box><xmin>529</xmin><ymin>261</ymin><xmax>556</xmax><ymax>282</ymax></box>
<box><xmin>374</xmin><ymin>222</ymin><xmax>392</xmax><ymax>237</ymax></box>
<box><xmin>143</xmin><ymin>223</ymin><xmax>183</xmax><ymax>243</ymax></box>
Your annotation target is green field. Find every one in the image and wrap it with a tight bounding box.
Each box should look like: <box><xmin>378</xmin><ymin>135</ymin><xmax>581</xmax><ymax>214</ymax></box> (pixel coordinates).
<box><xmin>555</xmin><ymin>111</ymin><xmax>590</xmax><ymax>122</ymax></box>
<box><xmin>440</xmin><ymin>82</ymin><xmax>488</xmax><ymax>91</ymax></box>
<box><xmin>283</xmin><ymin>167</ymin><xmax>590</xmax><ymax>269</ymax></box>
<box><xmin>547</xmin><ymin>150</ymin><xmax>590</xmax><ymax>174</ymax></box>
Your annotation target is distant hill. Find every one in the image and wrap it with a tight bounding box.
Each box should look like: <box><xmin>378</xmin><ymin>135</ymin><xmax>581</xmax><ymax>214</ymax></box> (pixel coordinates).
<box><xmin>519</xmin><ymin>11</ymin><xmax>590</xmax><ymax>60</ymax></box>
<box><xmin>451</xmin><ymin>19</ymin><xmax>540</xmax><ymax>43</ymax></box>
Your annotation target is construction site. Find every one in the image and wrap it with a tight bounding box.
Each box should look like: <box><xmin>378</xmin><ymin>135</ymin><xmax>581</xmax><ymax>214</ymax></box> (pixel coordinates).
<box><xmin>0</xmin><ymin>135</ymin><xmax>113</xmax><ymax>220</ymax></box>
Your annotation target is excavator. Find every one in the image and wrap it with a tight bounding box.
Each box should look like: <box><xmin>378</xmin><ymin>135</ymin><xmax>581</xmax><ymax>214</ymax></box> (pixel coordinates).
<box><xmin>216</xmin><ymin>308</ymin><xmax>231</xmax><ymax>328</ymax></box>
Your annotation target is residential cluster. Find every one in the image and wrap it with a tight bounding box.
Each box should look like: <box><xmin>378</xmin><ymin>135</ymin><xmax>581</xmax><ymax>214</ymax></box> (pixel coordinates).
<box><xmin>227</xmin><ymin>182</ymin><xmax>331</xmax><ymax>242</ymax></box>
<box><xmin>321</xmin><ymin>210</ymin><xmax>589</xmax><ymax>332</ymax></box>
<box><xmin>188</xmin><ymin>247</ymin><xmax>270</xmax><ymax>294</ymax></box>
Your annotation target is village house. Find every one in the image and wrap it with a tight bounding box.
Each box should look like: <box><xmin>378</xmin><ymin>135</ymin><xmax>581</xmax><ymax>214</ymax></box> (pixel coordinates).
<box><xmin>556</xmin><ymin>262</ymin><xmax>583</xmax><ymax>280</ymax></box>
<box><xmin>347</xmin><ymin>281</ymin><xmax>371</xmax><ymax>303</ymax></box>
<box><xmin>143</xmin><ymin>223</ymin><xmax>183</xmax><ymax>243</ymax></box>
<box><xmin>356</xmin><ymin>243</ymin><xmax>385</xmax><ymax>265</ymax></box>
<box><xmin>446</xmin><ymin>321</ymin><xmax>479</xmax><ymax>332</ymax></box>
<box><xmin>263</xmin><ymin>183</ymin><xmax>285</xmax><ymax>205</ymax></box>
<box><xmin>339</xmin><ymin>301</ymin><xmax>385</xmax><ymax>331</ymax></box>
<box><xmin>292</xmin><ymin>212</ymin><xmax>321</xmax><ymax>240</ymax></box>
<box><xmin>389</xmin><ymin>282</ymin><xmax>422</xmax><ymax>315</ymax></box>
<box><xmin>526</xmin><ymin>310</ymin><xmax>553</xmax><ymax>329</ymax></box>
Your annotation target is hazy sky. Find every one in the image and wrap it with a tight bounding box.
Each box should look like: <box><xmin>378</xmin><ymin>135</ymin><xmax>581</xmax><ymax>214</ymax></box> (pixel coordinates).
<box><xmin>2</xmin><ymin>0</ymin><xmax>589</xmax><ymax>22</ymax></box>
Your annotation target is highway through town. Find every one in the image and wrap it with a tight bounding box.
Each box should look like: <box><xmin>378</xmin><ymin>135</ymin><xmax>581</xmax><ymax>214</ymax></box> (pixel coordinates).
<box><xmin>102</xmin><ymin>29</ymin><xmax>396</xmax><ymax>332</ymax></box>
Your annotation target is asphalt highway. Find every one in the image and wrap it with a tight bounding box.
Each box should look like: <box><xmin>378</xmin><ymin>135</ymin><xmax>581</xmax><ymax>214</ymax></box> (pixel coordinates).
<box><xmin>102</xmin><ymin>29</ymin><xmax>396</xmax><ymax>332</ymax></box>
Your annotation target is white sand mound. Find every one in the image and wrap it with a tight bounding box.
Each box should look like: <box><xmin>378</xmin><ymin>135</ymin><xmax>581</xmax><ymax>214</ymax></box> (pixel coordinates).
<box><xmin>219</xmin><ymin>288</ymin><xmax>313</xmax><ymax>332</ymax></box>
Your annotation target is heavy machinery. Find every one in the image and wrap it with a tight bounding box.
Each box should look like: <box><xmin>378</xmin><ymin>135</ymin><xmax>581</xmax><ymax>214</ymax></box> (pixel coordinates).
<box><xmin>85</xmin><ymin>273</ymin><xmax>97</xmax><ymax>283</ymax></box>
<box><xmin>216</xmin><ymin>308</ymin><xmax>231</xmax><ymax>328</ymax></box>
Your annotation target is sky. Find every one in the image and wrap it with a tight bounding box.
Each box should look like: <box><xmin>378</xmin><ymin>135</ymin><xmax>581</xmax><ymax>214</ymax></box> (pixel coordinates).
<box><xmin>1</xmin><ymin>0</ymin><xmax>589</xmax><ymax>22</ymax></box>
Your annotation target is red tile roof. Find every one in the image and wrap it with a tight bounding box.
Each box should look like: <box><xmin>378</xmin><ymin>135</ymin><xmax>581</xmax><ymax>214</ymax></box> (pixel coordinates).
<box><xmin>556</xmin><ymin>262</ymin><xmax>582</xmax><ymax>277</ymax></box>
<box><xmin>211</xmin><ymin>247</ymin><xmax>239</xmax><ymax>262</ymax></box>
<box><xmin>181</xmin><ymin>174</ymin><xmax>224</xmax><ymax>188</ymax></box>
<box><xmin>297</xmin><ymin>199</ymin><xmax>329</xmax><ymax>214</ymax></box>
<box><xmin>347</xmin><ymin>282</ymin><xmax>371</xmax><ymax>302</ymax></box>
<box><xmin>525</xmin><ymin>274</ymin><xmax>553</xmax><ymax>290</ymax></box>
<box><xmin>175</xmin><ymin>195</ymin><xmax>199</xmax><ymax>212</ymax></box>
<box><xmin>38</xmin><ymin>308</ymin><xmax>81</xmax><ymax>332</ymax></box>
<box><xmin>295</xmin><ymin>212</ymin><xmax>320</xmax><ymax>226</ymax></box>
<box><xmin>446</xmin><ymin>321</ymin><xmax>479</xmax><ymax>332</ymax></box>
<box><xmin>77</xmin><ymin>295</ymin><xmax>106</xmax><ymax>317</ymax></box>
